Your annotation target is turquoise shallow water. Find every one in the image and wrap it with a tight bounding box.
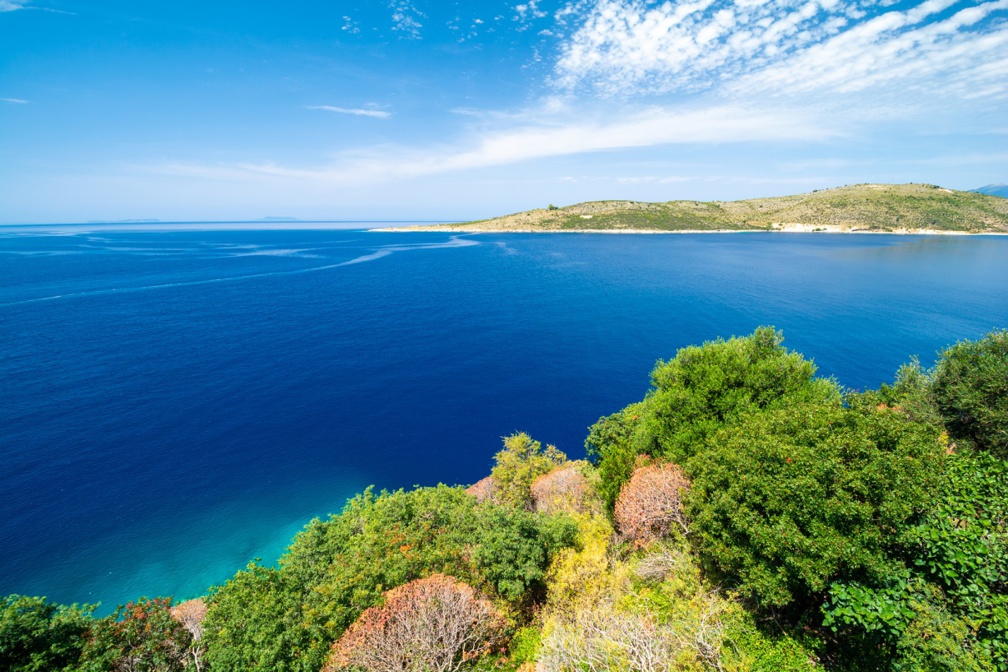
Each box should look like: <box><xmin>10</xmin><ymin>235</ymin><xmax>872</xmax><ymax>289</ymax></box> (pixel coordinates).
<box><xmin>1</xmin><ymin>227</ymin><xmax>1006</xmax><ymax>612</ymax></box>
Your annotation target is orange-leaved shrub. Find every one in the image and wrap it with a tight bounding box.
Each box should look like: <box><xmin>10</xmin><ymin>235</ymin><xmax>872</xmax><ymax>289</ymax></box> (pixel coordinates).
<box><xmin>530</xmin><ymin>462</ymin><xmax>598</xmax><ymax>515</ymax></box>
<box><xmin>614</xmin><ymin>460</ymin><xmax>690</xmax><ymax>544</ymax></box>
<box><xmin>322</xmin><ymin>574</ymin><xmax>504</xmax><ymax>672</ymax></box>
<box><xmin>170</xmin><ymin>598</ymin><xmax>207</xmax><ymax>672</ymax></box>
<box><xmin>465</xmin><ymin>475</ymin><xmax>496</xmax><ymax>504</ymax></box>
<box><xmin>170</xmin><ymin>598</ymin><xmax>207</xmax><ymax>640</ymax></box>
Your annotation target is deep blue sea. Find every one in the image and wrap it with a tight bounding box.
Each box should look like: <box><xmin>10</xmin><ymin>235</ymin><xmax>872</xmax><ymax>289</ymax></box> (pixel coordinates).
<box><xmin>2</xmin><ymin>225</ymin><xmax>1007</xmax><ymax>613</ymax></box>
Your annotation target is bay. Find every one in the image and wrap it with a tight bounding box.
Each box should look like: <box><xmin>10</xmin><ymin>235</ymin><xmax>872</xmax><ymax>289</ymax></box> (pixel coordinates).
<box><xmin>1</xmin><ymin>226</ymin><xmax>1006</xmax><ymax>612</ymax></box>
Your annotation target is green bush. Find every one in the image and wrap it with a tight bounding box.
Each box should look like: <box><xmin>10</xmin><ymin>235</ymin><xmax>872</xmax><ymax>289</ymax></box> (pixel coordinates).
<box><xmin>933</xmin><ymin>329</ymin><xmax>1008</xmax><ymax>458</ymax></box>
<box><xmin>585</xmin><ymin>402</ymin><xmax>645</xmax><ymax>513</ymax></box>
<box><xmin>725</xmin><ymin>610</ymin><xmax>822</xmax><ymax>672</ymax></box>
<box><xmin>202</xmin><ymin>485</ymin><xmax>578</xmax><ymax>672</ymax></box>
<box><xmin>822</xmin><ymin>577</ymin><xmax>994</xmax><ymax>671</ymax></box>
<box><xmin>587</xmin><ymin>329</ymin><xmax>840</xmax><ymax>514</ymax></box>
<box><xmin>904</xmin><ymin>450</ymin><xmax>1008</xmax><ymax>667</ymax></box>
<box><xmin>639</xmin><ymin>326</ymin><xmax>840</xmax><ymax>466</ymax></box>
<box><xmin>490</xmin><ymin>432</ymin><xmax>567</xmax><ymax>510</ymax></box>
<box><xmin>0</xmin><ymin>595</ymin><xmax>92</xmax><ymax>672</ymax></box>
<box><xmin>687</xmin><ymin>394</ymin><xmax>944</xmax><ymax>612</ymax></box>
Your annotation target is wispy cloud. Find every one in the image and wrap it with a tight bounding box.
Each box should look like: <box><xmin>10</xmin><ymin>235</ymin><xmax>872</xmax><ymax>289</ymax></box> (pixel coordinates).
<box><xmin>1</xmin><ymin>97</ymin><xmax>29</xmax><ymax>104</ymax></box>
<box><xmin>341</xmin><ymin>15</ymin><xmax>360</xmax><ymax>35</ymax></box>
<box><xmin>153</xmin><ymin>103</ymin><xmax>833</xmax><ymax>185</ymax></box>
<box><xmin>554</xmin><ymin>0</ymin><xmax>1008</xmax><ymax>105</ymax></box>
<box><xmin>0</xmin><ymin>0</ymin><xmax>28</xmax><ymax>11</ymax></box>
<box><xmin>389</xmin><ymin>0</ymin><xmax>424</xmax><ymax>39</ymax></box>
<box><xmin>306</xmin><ymin>105</ymin><xmax>392</xmax><ymax>119</ymax></box>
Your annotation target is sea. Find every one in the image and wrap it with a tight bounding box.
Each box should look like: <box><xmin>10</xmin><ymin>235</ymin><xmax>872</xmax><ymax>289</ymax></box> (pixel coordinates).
<box><xmin>2</xmin><ymin>224</ymin><xmax>1007</xmax><ymax>613</ymax></box>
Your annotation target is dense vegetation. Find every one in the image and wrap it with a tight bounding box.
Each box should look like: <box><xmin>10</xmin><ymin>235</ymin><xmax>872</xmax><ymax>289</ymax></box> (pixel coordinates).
<box><xmin>419</xmin><ymin>184</ymin><xmax>1008</xmax><ymax>233</ymax></box>
<box><xmin>3</xmin><ymin>328</ymin><xmax>1007</xmax><ymax>671</ymax></box>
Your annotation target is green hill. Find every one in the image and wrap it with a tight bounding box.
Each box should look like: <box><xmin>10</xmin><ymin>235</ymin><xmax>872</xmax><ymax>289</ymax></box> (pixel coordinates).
<box><xmin>420</xmin><ymin>183</ymin><xmax>1008</xmax><ymax>233</ymax></box>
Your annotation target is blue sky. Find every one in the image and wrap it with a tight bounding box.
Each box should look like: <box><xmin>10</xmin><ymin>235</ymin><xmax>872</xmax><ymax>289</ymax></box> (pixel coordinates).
<box><xmin>1</xmin><ymin>0</ymin><xmax>1006</xmax><ymax>222</ymax></box>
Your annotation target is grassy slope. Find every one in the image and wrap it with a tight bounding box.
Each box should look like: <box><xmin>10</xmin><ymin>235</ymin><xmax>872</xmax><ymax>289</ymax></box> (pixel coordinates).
<box><xmin>430</xmin><ymin>183</ymin><xmax>1008</xmax><ymax>233</ymax></box>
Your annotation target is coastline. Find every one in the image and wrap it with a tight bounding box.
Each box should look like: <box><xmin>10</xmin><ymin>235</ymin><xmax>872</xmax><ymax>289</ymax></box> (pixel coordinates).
<box><xmin>373</xmin><ymin>224</ymin><xmax>1003</xmax><ymax>235</ymax></box>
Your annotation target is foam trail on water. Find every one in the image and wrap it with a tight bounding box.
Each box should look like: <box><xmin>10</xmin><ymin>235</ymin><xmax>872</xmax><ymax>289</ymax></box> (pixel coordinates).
<box><xmin>0</xmin><ymin>235</ymin><xmax>479</xmax><ymax>307</ymax></box>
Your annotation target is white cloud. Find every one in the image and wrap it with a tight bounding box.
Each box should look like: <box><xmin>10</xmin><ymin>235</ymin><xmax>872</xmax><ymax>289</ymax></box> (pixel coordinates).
<box><xmin>341</xmin><ymin>15</ymin><xmax>360</xmax><ymax>34</ymax></box>
<box><xmin>515</xmin><ymin>1</ymin><xmax>549</xmax><ymax>23</ymax></box>
<box><xmin>733</xmin><ymin>0</ymin><xmax>1008</xmax><ymax>102</ymax></box>
<box><xmin>306</xmin><ymin>105</ymin><xmax>392</xmax><ymax>119</ymax></box>
<box><xmin>153</xmin><ymin>103</ymin><xmax>833</xmax><ymax>186</ymax></box>
<box><xmin>389</xmin><ymin>0</ymin><xmax>424</xmax><ymax>39</ymax></box>
<box><xmin>2</xmin><ymin>97</ymin><xmax>29</xmax><ymax>103</ymax></box>
<box><xmin>0</xmin><ymin>0</ymin><xmax>28</xmax><ymax>11</ymax></box>
<box><xmin>553</xmin><ymin>0</ymin><xmax>1008</xmax><ymax>104</ymax></box>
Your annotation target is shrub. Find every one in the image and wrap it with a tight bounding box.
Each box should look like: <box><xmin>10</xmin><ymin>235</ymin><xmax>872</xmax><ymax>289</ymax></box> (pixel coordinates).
<box><xmin>587</xmin><ymin>329</ymin><xmax>840</xmax><ymax>513</ymax></box>
<box><xmin>540</xmin><ymin>606</ymin><xmax>681</xmax><ymax>672</ymax></box>
<box><xmin>490</xmin><ymin>432</ymin><xmax>567</xmax><ymax>510</ymax></box>
<box><xmin>687</xmin><ymin>396</ymin><xmax>945</xmax><ymax>612</ymax></box>
<box><xmin>904</xmin><ymin>450</ymin><xmax>1008</xmax><ymax>667</ymax></box>
<box><xmin>530</xmin><ymin>461</ymin><xmax>600</xmax><ymax>515</ymax></box>
<box><xmin>170</xmin><ymin>599</ymin><xmax>206</xmax><ymax>671</ymax></box>
<box><xmin>638</xmin><ymin>327</ymin><xmax>840</xmax><ymax>466</ymax></box>
<box><xmin>78</xmin><ymin>597</ymin><xmax>192</xmax><ymax>672</ymax></box>
<box><xmin>201</xmin><ymin>564</ymin><xmax>311</xmax><ymax>672</ymax></box>
<box><xmin>541</xmin><ymin>539</ymin><xmax>735</xmax><ymax>672</ymax></box>
<box><xmin>585</xmin><ymin>403</ymin><xmax>645</xmax><ymax>513</ymax></box>
<box><xmin>614</xmin><ymin>461</ymin><xmax>690</xmax><ymax>544</ymax></box>
<box><xmin>203</xmin><ymin>486</ymin><xmax>577</xmax><ymax>672</ymax></box>
<box><xmin>466</xmin><ymin>476</ymin><xmax>496</xmax><ymax>504</ymax></box>
<box><xmin>0</xmin><ymin>595</ymin><xmax>93</xmax><ymax>672</ymax></box>
<box><xmin>323</xmin><ymin>574</ymin><xmax>503</xmax><ymax>672</ymax></box>
<box><xmin>932</xmin><ymin>329</ymin><xmax>1008</xmax><ymax>458</ymax></box>
<box><xmin>822</xmin><ymin>576</ymin><xmax>994</xmax><ymax>671</ymax></box>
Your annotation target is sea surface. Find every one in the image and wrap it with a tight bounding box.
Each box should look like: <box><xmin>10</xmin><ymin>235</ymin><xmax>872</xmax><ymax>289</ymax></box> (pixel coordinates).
<box><xmin>2</xmin><ymin>225</ymin><xmax>1007</xmax><ymax>613</ymax></box>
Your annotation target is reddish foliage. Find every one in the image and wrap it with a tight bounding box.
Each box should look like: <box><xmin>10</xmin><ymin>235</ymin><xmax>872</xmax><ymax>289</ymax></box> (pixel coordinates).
<box><xmin>614</xmin><ymin>461</ymin><xmax>690</xmax><ymax>544</ymax></box>
<box><xmin>530</xmin><ymin>464</ymin><xmax>591</xmax><ymax>514</ymax></box>
<box><xmin>324</xmin><ymin>574</ymin><xmax>503</xmax><ymax>672</ymax></box>
<box><xmin>465</xmin><ymin>475</ymin><xmax>496</xmax><ymax>503</ymax></box>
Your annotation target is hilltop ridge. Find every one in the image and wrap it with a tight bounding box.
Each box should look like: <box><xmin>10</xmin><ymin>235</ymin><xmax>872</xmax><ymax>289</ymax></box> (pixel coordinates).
<box><xmin>401</xmin><ymin>183</ymin><xmax>1008</xmax><ymax>234</ymax></box>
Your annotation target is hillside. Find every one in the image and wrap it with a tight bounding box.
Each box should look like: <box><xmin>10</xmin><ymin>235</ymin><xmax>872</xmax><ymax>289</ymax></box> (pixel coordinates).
<box><xmin>411</xmin><ymin>183</ymin><xmax>1008</xmax><ymax>233</ymax></box>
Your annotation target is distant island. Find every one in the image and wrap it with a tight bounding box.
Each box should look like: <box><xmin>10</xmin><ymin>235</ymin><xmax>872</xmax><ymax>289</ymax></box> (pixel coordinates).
<box><xmin>393</xmin><ymin>183</ymin><xmax>1008</xmax><ymax>234</ymax></box>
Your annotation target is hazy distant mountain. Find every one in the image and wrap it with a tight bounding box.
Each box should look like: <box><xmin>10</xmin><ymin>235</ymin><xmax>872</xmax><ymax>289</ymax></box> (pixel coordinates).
<box><xmin>973</xmin><ymin>184</ymin><xmax>1008</xmax><ymax>198</ymax></box>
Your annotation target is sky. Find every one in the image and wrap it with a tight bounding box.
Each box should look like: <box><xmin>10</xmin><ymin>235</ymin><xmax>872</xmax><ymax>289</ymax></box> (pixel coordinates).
<box><xmin>1</xmin><ymin>0</ymin><xmax>1006</xmax><ymax>222</ymax></box>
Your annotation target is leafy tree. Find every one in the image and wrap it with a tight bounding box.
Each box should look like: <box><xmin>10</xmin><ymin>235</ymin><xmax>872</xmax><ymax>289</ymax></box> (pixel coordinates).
<box><xmin>323</xmin><ymin>574</ymin><xmax>503</xmax><ymax>672</ymax></box>
<box><xmin>0</xmin><ymin>595</ymin><xmax>92</xmax><ymax>672</ymax></box>
<box><xmin>77</xmin><ymin>597</ymin><xmax>192</xmax><ymax>672</ymax></box>
<box><xmin>587</xmin><ymin>329</ymin><xmax>840</xmax><ymax>512</ymax></box>
<box><xmin>639</xmin><ymin>326</ymin><xmax>840</xmax><ymax>466</ymax></box>
<box><xmin>490</xmin><ymin>432</ymin><xmax>567</xmax><ymax>510</ymax></box>
<box><xmin>687</xmin><ymin>394</ymin><xmax>945</xmax><ymax>612</ymax></box>
<box><xmin>933</xmin><ymin>329</ymin><xmax>1008</xmax><ymax>458</ymax></box>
